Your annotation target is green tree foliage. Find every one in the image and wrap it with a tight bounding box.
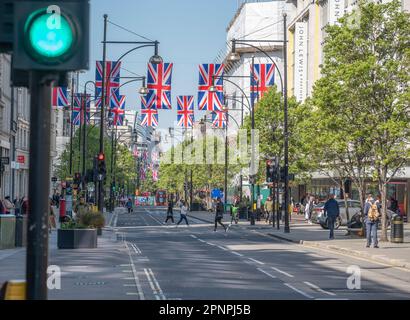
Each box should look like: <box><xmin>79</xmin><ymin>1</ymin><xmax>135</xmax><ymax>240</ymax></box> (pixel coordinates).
<box><xmin>307</xmin><ymin>0</ymin><xmax>410</xmax><ymax>240</ymax></box>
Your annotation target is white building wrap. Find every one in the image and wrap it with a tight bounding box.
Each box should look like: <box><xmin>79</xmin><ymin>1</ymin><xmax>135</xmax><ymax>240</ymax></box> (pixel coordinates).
<box><xmin>294</xmin><ymin>22</ymin><xmax>308</xmax><ymax>102</ymax></box>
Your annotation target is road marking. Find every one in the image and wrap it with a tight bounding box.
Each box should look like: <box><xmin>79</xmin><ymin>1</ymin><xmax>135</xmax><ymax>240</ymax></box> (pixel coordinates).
<box><xmin>303</xmin><ymin>281</ymin><xmax>336</xmax><ymax>296</ymax></box>
<box><xmin>113</xmin><ymin>213</ymin><xmax>119</xmax><ymax>227</ymax></box>
<box><xmin>190</xmin><ymin>235</ymin><xmax>197</xmax><ymax>239</ymax></box>
<box><xmin>315</xmin><ymin>298</ymin><xmax>349</xmax><ymax>300</ymax></box>
<box><xmin>131</xmin><ymin>243</ymin><xmax>142</xmax><ymax>254</ymax></box>
<box><xmin>119</xmin><ymin>264</ymin><xmax>132</xmax><ymax>267</ymax></box>
<box><xmin>197</xmin><ymin>239</ymin><xmax>206</xmax><ymax>243</ymax></box>
<box><xmin>206</xmin><ymin>242</ymin><xmax>216</xmax><ymax>246</ymax></box>
<box><xmin>257</xmin><ymin>268</ymin><xmax>277</xmax><ymax>279</ymax></box>
<box><xmin>146</xmin><ymin>210</ymin><xmax>164</xmax><ymax>225</ymax></box>
<box><xmin>231</xmin><ymin>251</ymin><xmax>244</xmax><ymax>257</ymax></box>
<box><xmin>126</xmin><ymin>292</ymin><xmax>140</xmax><ymax>296</ymax></box>
<box><xmin>248</xmin><ymin>258</ymin><xmax>265</xmax><ymax>265</ymax></box>
<box><xmin>123</xmin><ymin>284</ymin><xmax>137</xmax><ymax>287</ymax></box>
<box><xmin>122</xmin><ymin>277</ymin><xmax>134</xmax><ymax>280</ymax></box>
<box><xmin>144</xmin><ymin>268</ymin><xmax>166</xmax><ymax>300</ymax></box>
<box><xmin>125</xmin><ymin>242</ymin><xmax>145</xmax><ymax>300</ymax></box>
<box><xmin>271</xmin><ymin>267</ymin><xmax>294</xmax><ymax>278</ymax></box>
<box><xmin>284</xmin><ymin>283</ymin><xmax>314</xmax><ymax>299</ymax></box>
<box><xmin>122</xmin><ymin>270</ymin><xmax>133</xmax><ymax>273</ymax></box>
<box><xmin>217</xmin><ymin>246</ymin><xmax>229</xmax><ymax>251</ymax></box>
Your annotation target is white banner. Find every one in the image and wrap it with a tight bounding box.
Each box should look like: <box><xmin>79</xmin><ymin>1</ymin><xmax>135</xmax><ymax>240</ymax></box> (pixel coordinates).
<box><xmin>294</xmin><ymin>22</ymin><xmax>308</xmax><ymax>102</ymax></box>
<box><xmin>329</xmin><ymin>0</ymin><xmax>344</xmax><ymax>25</ymax></box>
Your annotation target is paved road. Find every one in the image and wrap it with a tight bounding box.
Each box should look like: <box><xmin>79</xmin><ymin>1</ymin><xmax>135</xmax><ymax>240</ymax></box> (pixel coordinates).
<box><xmin>109</xmin><ymin>206</ymin><xmax>410</xmax><ymax>300</ymax></box>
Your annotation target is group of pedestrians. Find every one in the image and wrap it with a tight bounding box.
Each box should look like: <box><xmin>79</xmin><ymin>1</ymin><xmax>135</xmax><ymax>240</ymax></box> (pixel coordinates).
<box><xmin>0</xmin><ymin>196</ymin><xmax>29</xmax><ymax>215</ymax></box>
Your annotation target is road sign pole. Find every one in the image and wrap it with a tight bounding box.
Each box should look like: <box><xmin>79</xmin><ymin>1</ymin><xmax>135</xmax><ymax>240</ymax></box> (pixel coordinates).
<box><xmin>26</xmin><ymin>71</ymin><xmax>55</xmax><ymax>300</ymax></box>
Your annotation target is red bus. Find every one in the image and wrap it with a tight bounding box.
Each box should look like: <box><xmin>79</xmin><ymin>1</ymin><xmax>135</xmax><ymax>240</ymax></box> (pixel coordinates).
<box><xmin>156</xmin><ymin>190</ymin><xmax>167</xmax><ymax>206</ymax></box>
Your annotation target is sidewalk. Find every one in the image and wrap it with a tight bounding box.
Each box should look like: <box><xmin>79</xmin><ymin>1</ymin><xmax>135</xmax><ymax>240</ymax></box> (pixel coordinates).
<box><xmin>189</xmin><ymin>210</ymin><xmax>410</xmax><ymax>270</ymax></box>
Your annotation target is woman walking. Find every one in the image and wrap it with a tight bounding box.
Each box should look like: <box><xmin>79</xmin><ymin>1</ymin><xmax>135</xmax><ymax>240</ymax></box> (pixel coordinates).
<box><xmin>176</xmin><ymin>200</ymin><xmax>189</xmax><ymax>226</ymax></box>
<box><xmin>165</xmin><ymin>199</ymin><xmax>174</xmax><ymax>224</ymax></box>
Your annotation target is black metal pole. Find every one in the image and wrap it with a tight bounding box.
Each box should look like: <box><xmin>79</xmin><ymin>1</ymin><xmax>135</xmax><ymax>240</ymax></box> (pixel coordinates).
<box><xmin>250</xmin><ymin>56</ymin><xmax>255</xmax><ymax>225</ymax></box>
<box><xmin>78</xmin><ymin>96</ymin><xmax>82</xmax><ymax>174</ymax></box>
<box><xmin>224</xmin><ymin>118</ymin><xmax>228</xmax><ymax>214</ymax></box>
<box><xmin>113</xmin><ymin>126</ymin><xmax>118</xmax><ymax>210</ymax></box>
<box><xmin>98</xmin><ymin>14</ymin><xmax>108</xmax><ymax>212</ymax></box>
<box><xmin>82</xmin><ymin>90</ymin><xmax>87</xmax><ymax>195</ymax></box>
<box><xmin>110</xmin><ymin>128</ymin><xmax>114</xmax><ymax>211</ymax></box>
<box><xmin>69</xmin><ymin>76</ymin><xmax>75</xmax><ymax>175</ymax></box>
<box><xmin>26</xmin><ymin>71</ymin><xmax>54</xmax><ymax>300</ymax></box>
<box><xmin>190</xmin><ymin>130</ymin><xmax>193</xmax><ymax>211</ymax></box>
<box><xmin>283</xmin><ymin>13</ymin><xmax>290</xmax><ymax>233</ymax></box>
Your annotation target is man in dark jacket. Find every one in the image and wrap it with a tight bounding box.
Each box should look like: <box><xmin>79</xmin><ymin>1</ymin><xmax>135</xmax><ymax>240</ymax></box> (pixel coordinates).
<box><xmin>323</xmin><ymin>194</ymin><xmax>340</xmax><ymax>240</ymax></box>
<box><xmin>214</xmin><ymin>198</ymin><xmax>227</xmax><ymax>232</ymax></box>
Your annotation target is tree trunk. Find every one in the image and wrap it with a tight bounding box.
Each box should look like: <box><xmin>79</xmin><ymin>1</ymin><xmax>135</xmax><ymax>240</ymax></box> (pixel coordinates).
<box><xmin>379</xmin><ymin>180</ymin><xmax>388</xmax><ymax>242</ymax></box>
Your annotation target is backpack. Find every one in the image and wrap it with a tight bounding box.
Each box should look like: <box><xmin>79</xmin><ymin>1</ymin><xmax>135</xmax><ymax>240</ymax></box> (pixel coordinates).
<box><xmin>368</xmin><ymin>203</ymin><xmax>380</xmax><ymax>222</ymax></box>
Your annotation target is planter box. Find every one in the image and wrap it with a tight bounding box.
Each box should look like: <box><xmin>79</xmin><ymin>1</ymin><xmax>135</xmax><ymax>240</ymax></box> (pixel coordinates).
<box><xmin>57</xmin><ymin>229</ymin><xmax>97</xmax><ymax>249</ymax></box>
<box><xmin>0</xmin><ymin>215</ymin><xmax>16</xmax><ymax>250</ymax></box>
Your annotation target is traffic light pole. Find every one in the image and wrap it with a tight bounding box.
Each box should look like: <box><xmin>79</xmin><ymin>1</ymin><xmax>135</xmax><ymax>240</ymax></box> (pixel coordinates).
<box><xmin>98</xmin><ymin>14</ymin><xmax>108</xmax><ymax>212</ymax></box>
<box><xmin>250</xmin><ymin>56</ymin><xmax>255</xmax><ymax>226</ymax></box>
<box><xmin>82</xmin><ymin>92</ymin><xmax>87</xmax><ymax>195</ymax></box>
<box><xmin>26</xmin><ymin>71</ymin><xmax>54</xmax><ymax>300</ymax></box>
<box><xmin>283</xmin><ymin>14</ymin><xmax>290</xmax><ymax>233</ymax></box>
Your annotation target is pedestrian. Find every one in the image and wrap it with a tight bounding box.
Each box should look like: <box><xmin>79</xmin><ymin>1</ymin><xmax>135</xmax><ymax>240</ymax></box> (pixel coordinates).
<box><xmin>214</xmin><ymin>198</ymin><xmax>227</xmax><ymax>232</ymax></box>
<box><xmin>176</xmin><ymin>200</ymin><xmax>189</xmax><ymax>226</ymax></box>
<box><xmin>323</xmin><ymin>194</ymin><xmax>340</xmax><ymax>240</ymax></box>
<box><xmin>305</xmin><ymin>196</ymin><xmax>314</xmax><ymax>224</ymax></box>
<box><xmin>230</xmin><ymin>202</ymin><xmax>239</xmax><ymax>225</ymax></box>
<box><xmin>165</xmin><ymin>199</ymin><xmax>174</xmax><ymax>224</ymax></box>
<box><xmin>21</xmin><ymin>197</ymin><xmax>29</xmax><ymax>215</ymax></box>
<box><xmin>49</xmin><ymin>199</ymin><xmax>56</xmax><ymax>233</ymax></box>
<box><xmin>3</xmin><ymin>196</ymin><xmax>15</xmax><ymax>214</ymax></box>
<box><xmin>364</xmin><ymin>194</ymin><xmax>380</xmax><ymax>248</ymax></box>
<box><xmin>389</xmin><ymin>196</ymin><xmax>399</xmax><ymax>214</ymax></box>
<box><xmin>126</xmin><ymin>198</ymin><xmax>133</xmax><ymax>213</ymax></box>
<box><xmin>264</xmin><ymin>196</ymin><xmax>274</xmax><ymax>224</ymax></box>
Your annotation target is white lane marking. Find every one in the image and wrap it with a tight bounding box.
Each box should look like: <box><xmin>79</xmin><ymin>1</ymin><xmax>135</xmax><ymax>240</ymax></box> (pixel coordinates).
<box><xmin>123</xmin><ymin>284</ymin><xmax>137</xmax><ymax>287</ymax></box>
<box><xmin>146</xmin><ymin>210</ymin><xmax>164</xmax><ymax>225</ymax></box>
<box><xmin>315</xmin><ymin>298</ymin><xmax>349</xmax><ymax>300</ymax></box>
<box><xmin>284</xmin><ymin>283</ymin><xmax>314</xmax><ymax>299</ymax></box>
<box><xmin>231</xmin><ymin>251</ymin><xmax>244</xmax><ymax>257</ymax></box>
<box><xmin>122</xmin><ymin>270</ymin><xmax>133</xmax><ymax>273</ymax></box>
<box><xmin>120</xmin><ymin>264</ymin><xmax>132</xmax><ymax>267</ymax></box>
<box><xmin>126</xmin><ymin>292</ymin><xmax>140</xmax><ymax>296</ymax></box>
<box><xmin>206</xmin><ymin>242</ymin><xmax>216</xmax><ymax>246</ymax></box>
<box><xmin>248</xmin><ymin>258</ymin><xmax>265</xmax><ymax>265</ymax></box>
<box><xmin>113</xmin><ymin>213</ymin><xmax>119</xmax><ymax>227</ymax></box>
<box><xmin>217</xmin><ymin>246</ymin><xmax>229</xmax><ymax>251</ymax></box>
<box><xmin>125</xmin><ymin>241</ymin><xmax>145</xmax><ymax>300</ymax></box>
<box><xmin>257</xmin><ymin>268</ymin><xmax>277</xmax><ymax>279</ymax></box>
<box><xmin>190</xmin><ymin>235</ymin><xmax>197</xmax><ymax>239</ymax></box>
<box><xmin>271</xmin><ymin>267</ymin><xmax>294</xmax><ymax>278</ymax></box>
<box><xmin>303</xmin><ymin>281</ymin><xmax>336</xmax><ymax>296</ymax></box>
<box><xmin>198</xmin><ymin>239</ymin><xmax>206</xmax><ymax>243</ymax></box>
<box><xmin>131</xmin><ymin>243</ymin><xmax>142</xmax><ymax>254</ymax></box>
<box><xmin>144</xmin><ymin>268</ymin><xmax>166</xmax><ymax>300</ymax></box>
<box><xmin>148</xmin><ymin>268</ymin><xmax>166</xmax><ymax>300</ymax></box>
<box><xmin>122</xmin><ymin>277</ymin><xmax>135</xmax><ymax>280</ymax></box>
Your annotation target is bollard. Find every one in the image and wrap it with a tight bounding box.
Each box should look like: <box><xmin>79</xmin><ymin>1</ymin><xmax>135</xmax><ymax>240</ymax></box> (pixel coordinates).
<box><xmin>390</xmin><ymin>214</ymin><xmax>404</xmax><ymax>243</ymax></box>
<box><xmin>0</xmin><ymin>280</ymin><xmax>26</xmax><ymax>300</ymax></box>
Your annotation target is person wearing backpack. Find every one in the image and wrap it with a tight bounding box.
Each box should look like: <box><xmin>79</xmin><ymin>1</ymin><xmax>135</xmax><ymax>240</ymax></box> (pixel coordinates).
<box><xmin>364</xmin><ymin>195</ymin><xmax>381</xmax><ymax>248</ymax></box>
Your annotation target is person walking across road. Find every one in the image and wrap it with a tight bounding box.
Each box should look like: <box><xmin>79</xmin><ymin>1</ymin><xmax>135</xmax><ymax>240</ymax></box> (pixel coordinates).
<box><xmin>264</xmin><ymin>196</ymin><xmax>274</xmax><ymax>224</ymax></box>
<box><xmin>364</xmin><ymin>195</ymin><xmax>381</xmax><ymax>248</ymax></box>
<box><xmin>126</xmin><ymin>198</ymin><xmax>133</xmax><ymax>213</ymax></box>
<box><xmin>305</xmin><ymin>196</ymin><xmax>314</xmax><ymax>224</ymax></box>
<box><xmin>176</xmin><ymin>200</ymin><xmax>189</xmax><ymax>226</ymax></box>
<box><xmin>165</xmin><ymin>199</ymin><xmax>174</xmax><ymax>224</ymax></box>
<box><xmin>323</xmin><ymin>194</ymin><xmax>340</xmax><ymax>240</ymax></box>
<box><xmin>214</xmin><ymin>198</ymin><xmax>227</xmax><ymax>232</ymax></box>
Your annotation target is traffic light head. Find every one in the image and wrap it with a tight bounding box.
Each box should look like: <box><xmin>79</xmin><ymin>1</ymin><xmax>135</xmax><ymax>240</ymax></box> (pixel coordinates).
<box><xmin>12</xmin><ymin>1</ymin><xmax>89</xmax><ymax>77</ymax></box>
<box><xmin>98</xmin><ymin>153</ymin><xmax>105</xmax><ymax>161</ymax></box>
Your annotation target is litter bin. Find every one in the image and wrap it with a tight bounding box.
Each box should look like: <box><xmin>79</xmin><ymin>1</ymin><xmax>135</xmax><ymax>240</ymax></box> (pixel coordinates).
<box><xmin>15</xmin><ymin>215</ymin><xmax>27</xmax><ymax>247</ymax></box>
<box><xmin>390</xmin><ymin>214</ymin><xmax>404</xmax><ymax>243</ymax></box>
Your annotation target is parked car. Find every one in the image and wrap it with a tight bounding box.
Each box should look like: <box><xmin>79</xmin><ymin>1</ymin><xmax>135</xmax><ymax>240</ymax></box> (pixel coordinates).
<box><xmin>312</xmin><ymin>199</ymin><xmax>393</xmax><ymax>230</ymax></box>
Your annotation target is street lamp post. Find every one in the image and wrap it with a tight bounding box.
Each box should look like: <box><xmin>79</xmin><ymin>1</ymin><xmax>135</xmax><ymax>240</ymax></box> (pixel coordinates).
<box><xmin>98</xmin><ymin>14</ymin><xmax>161</xmax><ymax>212</ymax></box>
<box><xmin>228</xmin><ymin>18</ymin><xmax>289</xmax><ymax>232</ymax></box>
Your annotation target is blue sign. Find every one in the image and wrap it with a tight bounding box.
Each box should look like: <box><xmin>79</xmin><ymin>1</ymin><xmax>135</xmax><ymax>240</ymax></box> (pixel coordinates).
<box><xmin>211</xmin><ymin>189</ymin><xmax>222</xmax><ymax>199</ymax></box>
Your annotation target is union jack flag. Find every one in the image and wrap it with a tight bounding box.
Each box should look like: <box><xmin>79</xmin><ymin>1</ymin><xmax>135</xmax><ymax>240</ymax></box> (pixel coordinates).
<box><xmin>152</xmin><ymin>169</ymin><xmax>159</xmax><ymax>182</ymax></box>
<box><xmin>251</xmin><ymin>64</ymin><xmax>275</xmax><ymax>104</ymax></box>
<box><xmin>176</xmin><ymin>96</ymin><xmax>195</xmax><ymax>128</ymax></box>
<box><xmin>109</xmin><ymin>93</ymin><xmax>126</xmax><ymax>126</ymax></box>
<box><xmin>72</xmin><ymin>94</ymin><xmax>91</xmax><ymax>125</ymax></box>
<box><xmin>95</xmin><ymin>61</ymin><xmax>121</xmax><ymax>108</ymax></box>
<box><xmin>52</xmin><ymin>87</ymin><xmax>69</xmax><ymax>108</ymax></box>
<box><xmin>198</xmin><ymin>64</ymin><xmax>224</xmax><ymax>111</ymax></box>
<box><xmin>140</xmin><ymin>167</ymin><xmax>146</xmax><ymax>181</ymax></box>
<box><xmin>141</xmin><ymin>94</ymin><xmax>158</xmax><ymax>127</ymax></box>
<box><xmin>147</xmin><ymin>62</ymin><xmax>173</xmax><ymax>109</ymax></box>
<box><xmin>211</xmin><ymin>110</ymin><xmax>227</xmax><ymax>129</ymax></box>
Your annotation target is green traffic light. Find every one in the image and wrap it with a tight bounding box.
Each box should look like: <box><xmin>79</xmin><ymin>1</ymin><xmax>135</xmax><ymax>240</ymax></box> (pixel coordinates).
<box><xmin>27</xmin><ymin>11</ymin><xmax>74</xmax><ymax>59</ymax></box>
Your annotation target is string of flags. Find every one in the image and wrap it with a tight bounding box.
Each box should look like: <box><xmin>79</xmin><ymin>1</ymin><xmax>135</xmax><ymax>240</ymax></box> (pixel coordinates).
<box><xmin>51</xmin><ymin>62</ymin><xmax>276</xmax><ymax>129</ymax></box>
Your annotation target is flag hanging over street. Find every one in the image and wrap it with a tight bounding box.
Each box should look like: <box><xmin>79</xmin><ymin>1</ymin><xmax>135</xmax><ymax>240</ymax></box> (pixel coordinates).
<box><xmin>109</xmin><ymin>94</ymin><xmax>126</xmax><ymax>126</ymax></box>
<box><xmin>198</xmin><ymin>63</ymin><xmax>224</xmax><ymax>111</ymax></box>
<box><xmin>147</xmin><ymin>62</ymin><xmax>173</xmax><ymax>109</ymax></box>
<box><xmin>72</xmin><ymin>94</ymin><xmax>91</xmax><ymax>125</ymax></box>
<box><xmin>211</xmin><ymin>110</ymin><xmax>227</xmax><ymax>128</ymax></box>
<box><xmin>95</xmin><ymin>60</ymin><xmax>121</xmax><ymax>108</ymax></box>
<box><xmin>250</xmin><ymin>63</ymin><xmax>275</xmax><ymax>104</ymax></box>
<box><xmin>52</xmin><ymin>87</ymin><xmax>69</xmax><ymax>108</ymax></box>
<box><xmin>141</xmin><ymin>94</ymin><xmax>159</xmax><ymax>127</ymax></box>
<box><xmin>176</xmin><ymin>95</ymin><xmax>195</xmax><ymax>128</ymax></box>
<box><xmin>152</xmin><ymin>168</ymin><xmax>159</xmax><ymax>182</ymax></box>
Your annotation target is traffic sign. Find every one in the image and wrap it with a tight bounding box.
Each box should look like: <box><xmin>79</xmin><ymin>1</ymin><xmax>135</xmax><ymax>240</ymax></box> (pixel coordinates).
<box><xmin>1</xmin><ymin>157</ymin><xmax>9</xmax><ymax>165</ymax></box>
<box><xmin>51</xmin><ymin>177</ymin><xmax>57</xmax><ymax>182</ymax></box>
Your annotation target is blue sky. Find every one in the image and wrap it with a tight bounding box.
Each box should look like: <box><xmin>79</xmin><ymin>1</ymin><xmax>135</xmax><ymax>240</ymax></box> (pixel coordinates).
<box><xmin>81</xmin><ymin>0</ymin><xmax>240</xmax><ymax>129</ymax></box>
